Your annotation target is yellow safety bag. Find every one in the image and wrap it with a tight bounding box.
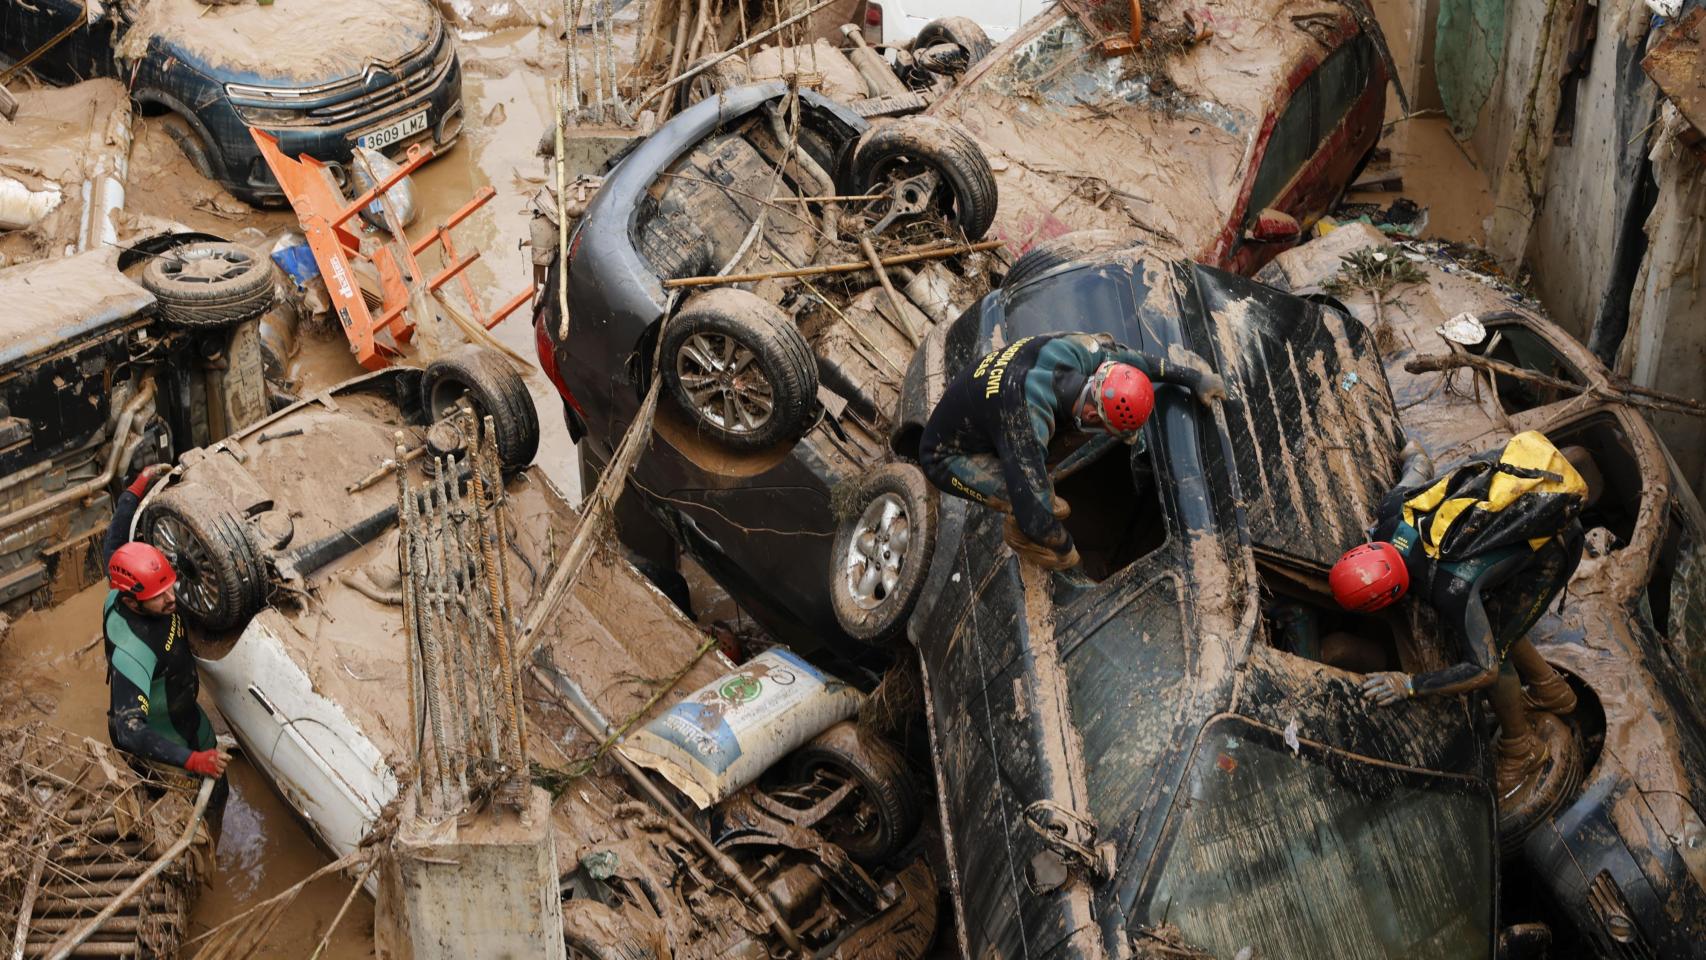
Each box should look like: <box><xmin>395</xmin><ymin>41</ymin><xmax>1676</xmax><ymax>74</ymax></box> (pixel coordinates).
<box><xmin>1401</xmin><ymin>431</ymin><xmax>1587</xmax><ymax>561</ymax></box>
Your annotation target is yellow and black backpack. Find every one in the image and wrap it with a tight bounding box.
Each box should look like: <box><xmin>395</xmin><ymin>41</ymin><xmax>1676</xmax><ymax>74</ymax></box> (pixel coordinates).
<box><xmin>1400</xmin><ymin>431</ymin><xmax>1587</xmax><ymax>562</ymax></box>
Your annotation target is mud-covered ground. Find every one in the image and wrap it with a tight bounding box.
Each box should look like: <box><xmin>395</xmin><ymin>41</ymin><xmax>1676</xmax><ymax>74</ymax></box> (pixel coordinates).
<box><xmin>0</xmin><ymin>0</ymin><xmax>1499</xmax><ymax>955</ymax></box>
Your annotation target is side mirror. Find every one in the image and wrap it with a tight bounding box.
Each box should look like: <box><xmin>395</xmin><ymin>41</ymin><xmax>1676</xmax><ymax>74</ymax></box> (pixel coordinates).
<box><xmin>1497</xmin><ymin>922</ymin><xmax>1552</xmax><ymax>960</ymax></box>
<box><xmin>1244</xmin><ymin>208</ymin><xmax>1302</xmax><ymax>243</ymax></box>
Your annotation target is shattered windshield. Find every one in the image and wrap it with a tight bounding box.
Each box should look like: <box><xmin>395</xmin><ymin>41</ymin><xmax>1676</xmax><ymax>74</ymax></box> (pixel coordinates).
<box><xmin>1149</xmin><ymin>716</ymin><xmax>1494</xmax><ymax>958</ymax></box>
<box><xmin>980</xmin><ymin>15</ymin><xmax>1250</xmax><ymax>136</ymax></box>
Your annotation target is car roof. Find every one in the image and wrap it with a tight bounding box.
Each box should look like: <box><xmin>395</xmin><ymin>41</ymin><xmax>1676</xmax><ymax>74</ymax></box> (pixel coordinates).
<box><xmin>0</xmin><ymin>250</ymin><xmax>154</xmax><ymax>371</ymax></box>
<box><xmin>929</xmin><ymin>0</ymin><xmax>1363</xmax><ymax>258</ymax></box>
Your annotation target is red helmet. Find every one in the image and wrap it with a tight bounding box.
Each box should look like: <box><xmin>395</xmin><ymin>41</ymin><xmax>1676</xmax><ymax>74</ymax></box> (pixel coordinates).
<box><xmin>1094</xmin><ymin>362</ymin><xmax>1155</xmax><ymax>435</ymax></box>
<box><xmin>109</xmin><ymin>543</ymin><xmax>177</xmax><ymax>601</ymax></box>
<box><xmin>1330</xmin><ymin>542</ymin><xmax>1409</xmax><ymax>612</ymax></box>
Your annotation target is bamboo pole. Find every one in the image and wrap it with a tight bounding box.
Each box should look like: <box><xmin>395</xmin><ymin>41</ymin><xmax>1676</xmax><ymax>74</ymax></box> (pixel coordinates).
<box><xmin>662</xmin><ymin>239</ymin><xmax>1003</xmax><ymax>288</ymax></box>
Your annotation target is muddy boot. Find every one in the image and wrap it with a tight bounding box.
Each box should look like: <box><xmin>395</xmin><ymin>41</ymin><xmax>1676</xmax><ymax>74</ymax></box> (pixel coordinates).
<box><xmin>1522</xmin><ymin>670</ymin><xmax>1578</xmax><ymax>715</ymax></box>
<box><xmin>1003</xmin><ymin>517</ymin><xmax>1079</xmax><ymax>570</ymax></box>
<box><xmin>984</xmin><ymin>495</ymin><xmax>1069</xmax><ymax>518</ymax></box>
<box><xmin>1495</xmin><ymin>730</ymin><xmax>1548</xmax><ymax>807</ymax></box>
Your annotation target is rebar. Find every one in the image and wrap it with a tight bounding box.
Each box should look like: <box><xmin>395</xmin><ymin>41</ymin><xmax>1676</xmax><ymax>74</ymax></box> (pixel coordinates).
<box><xmin>446</xmin><ymin>452</ymin><xmax>501</xmax><ymax>764</ymax></box>
<box><xmin>434</xmin><ymin>455</ymin><xmax>473</xmax><ymax>798</ymax></box>
<box><xmin>483</xmin><ymin>418</ymin><xmax>528</xmax><ymax>770</ymax></box>
<box><xmin>402</xmin><ymin>459</ymin><xmax>452</xmax><ymax>812</ymax></box>
<box><xmin>565</xmin><ymin>0</ymin><xmax>581</xmax><ymax>118</ymax></box>
<box><xmin>466</xmin><ymin>422</ymin><xmax>525</xmax><ymax>805</ymax></box>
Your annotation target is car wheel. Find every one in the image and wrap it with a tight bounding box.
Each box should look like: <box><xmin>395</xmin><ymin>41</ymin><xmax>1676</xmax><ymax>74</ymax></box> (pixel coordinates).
<box><xmin>913</xmin><ymin>17</ymin><xmax>992</xmax><ymax>73</ymax></box>
<box><xmin>1002</xmin><ymin>229</ymin><xmax>1132</xmax><ymax>290</ymax></box>
<box><xmin>159</xmin><ymin>113</ymin><xmax>217</xmax><ymax>182</ymax></box>
<box><xmin>138</xmin><ymin>484</ymin><xmax>267</xmax><ymax>631</ymax></box>
<box><xmin>141</xmin><ymin>242</ymin><xmax>277</xmax><ymax>329</ymax></box>
<box><xmin>851</xmin><ymin>116</ymin><xmax>997</xmax><ymax>241</ymax></box>
<box><xmin>561</xmin><ymin>899</ymin><xmax>662</xmax><ymax>960</ymax></box>
<box><xmin>784</xmin><ymin>721</ymin><xmax>920</xmax><ymax>866</ymax></box>
<box><xmin>420</xmin><ymin>346</ymin><xmax>541</xmax><ymax>475</ymax></box>
<box><xmin>673</xmin><ymin>54</ymin><xmax>751</xmax><ymax>113</ymax></box>
<box><xmin>829</xmin><ymin>463</ymin><xmax>936</xmax><ymax>644</ymax></box>
<box><xmin>661</xmin><ymin>289</ymin><xmax>817</xmax><ymax>452</ymax></box>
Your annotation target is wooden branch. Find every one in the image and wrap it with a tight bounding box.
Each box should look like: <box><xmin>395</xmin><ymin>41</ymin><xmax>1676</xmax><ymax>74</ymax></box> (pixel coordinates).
<box><xmin>0</xmin><ymin>82</ymin><xmax>17</xmax><ymax>123</ymax></box>
<box><xmin>859</xmin><ymin>235</ymin><xmax>921</xmax><ymax>346</ymax></box>
<box><xmin>662</xmin><ymin>239</ymin><xmax>1003</xmax><ymax>288</ymax></box>
<box><xmin>1404</xmin><ymin>353</ymin><xmax>1706</xmax><ymax>419</ymax></box>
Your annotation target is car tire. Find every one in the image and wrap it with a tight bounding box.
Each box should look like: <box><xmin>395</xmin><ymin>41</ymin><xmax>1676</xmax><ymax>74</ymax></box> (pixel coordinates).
<box><xmin>561</xmin><ymin>899</ymin><xmax>662</xmax><ymax>960</ymax></box>
<box><xmin>674</xmin><ymin>54</ymin><xmax>751</xmax><ymax>113</ymax></box>
<box><xmin>661</xmin><ymin>289</ymin><xmax>818</xmax><ymax>452</ymax></box>
<box><xmin>851</xmin><ymin>116</ymin><xmax>997</xmax><ymax>241</ymax></box>
<box><xmin>914</xmin><ymin>17</ymin><xmax>992</xmax><ymax>72</ymax></box>
<box><xmin>786</xmin><ymin>721</ymin><xmax>919</xmax><ymax>866</ymax></box>
<box><xmin>138</xmin><ymin>484</ymin><xmax>267</xmax><ymax>631</ymax></box>
<box><xmin>141</xmin><ymin>242</ymin><xmax>277</xmax><ymax>329</ymax></box>
<box><xmin>1003</xmin><ymin>229</ymin><xmax>1132</xmax><ymax>290</ymax></box>
<box><xmin>420</xmin><ymin>346</ymin><xmax>541</xmax><ymax>475</ymax></box>
<box><xmin>160</xmin><ymin>113</ymin><xmax>217</xmax><ymax>182</ymax></box>
<box><xmin>829</xmin><ymin>462</ymin><xmax>936</xmax><ymax>644</ymax></box>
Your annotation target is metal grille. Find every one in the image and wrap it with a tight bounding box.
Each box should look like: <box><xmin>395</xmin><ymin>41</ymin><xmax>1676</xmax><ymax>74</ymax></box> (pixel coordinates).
<box><xmin>1587</xmin><ymin>870</ymin><xmax>1657</xmax><ymax>960</ymax></box>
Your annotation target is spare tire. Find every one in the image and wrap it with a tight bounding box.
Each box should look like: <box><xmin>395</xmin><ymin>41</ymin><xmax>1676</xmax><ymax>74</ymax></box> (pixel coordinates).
<box><xmin>786</xmin><ymin>721</ymin><xmax>920</xmax><ymax>866</ymax></box>
<box><xmin>914</xmin><ymin>17</ymin><xmax>992</xmax><ymax>72</ymax></box>
<box><xmin>851</xmin><ymin>116</ymin><xmax>997</xmax><ymax>241</ymax></box>
<box><xmin>421</xmin><ymin>346</ymin><xmax>541</xmax><ymax>474</ymax></box>
<box><xmin>830</xmin><ymin>462</ymin><xmax>936</xmax><ymax>644</ymax></box>
<box><xmin>661</xmin><ymin>289</ymin><xmax>818</xmax><ymax>452</ymax></box>
<box><xmin>138</xmin><ymin>483</ymin><xmax>267</xmax><ymax>631</ymax></box>
<box><xmin>142</xmin><ymin>242</ymin><xmax>276</xmax><ymax>328</ymax></box>
<box><xmin>1003</xmin><ymin>230</ymin><xmax>1133</xmax><ymax>291</ymax></box>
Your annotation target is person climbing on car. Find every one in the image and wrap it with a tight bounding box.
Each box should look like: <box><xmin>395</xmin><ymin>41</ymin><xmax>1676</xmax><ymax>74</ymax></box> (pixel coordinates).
<box><xmin>1330</xmin><ymin>432</ymin><xmax>1599</xmax><ymax>807</ymax></box>
<box><xmin>101</xmin><ymin>464</ymin><xmax>230</xmax><ymax>831</ymax></box>
<box><xmin>919</xmin><ymin>332</ymin><xmax>1226</xmax><ymax>570</ymax></box>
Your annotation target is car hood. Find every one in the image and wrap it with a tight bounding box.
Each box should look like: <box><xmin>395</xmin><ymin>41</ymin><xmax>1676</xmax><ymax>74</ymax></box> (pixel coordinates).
<box><xmin>121</xmin><ymin>0</ymin><xmax>436</xmax><ymax>87</ymax></box>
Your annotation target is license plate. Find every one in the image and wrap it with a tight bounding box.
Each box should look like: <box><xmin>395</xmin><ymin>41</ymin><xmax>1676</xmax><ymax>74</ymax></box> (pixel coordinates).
<box><xmin>357</xmin><ymin>111</ymin><xmax>428</xmax><ymax>150</ymax></box>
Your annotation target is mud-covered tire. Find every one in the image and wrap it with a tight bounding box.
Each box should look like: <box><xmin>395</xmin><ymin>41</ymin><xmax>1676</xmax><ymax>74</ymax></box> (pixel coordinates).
<box><xmin>830</xmin><ymin>463</ymin><xmax>936</xmax><ymax>645</ymax></box>
<box><xmin>786</xmin><ymin>721</ymin><xmax>920</xmax><ymax>865</ymax></box>
<box><xmin>138</xmin><ymin>484</ymin><xmax>267</xmax><ymax>631</ymax></box>
<box><xmin>674</xmin><ymin>54</ymin><xmax>751</xmax><ymax>113</ymax></box>
<box><xmin>142</xmin><ymin>242</ymin><xmax>276</xmax><ymax>329</ymax></box>
<box><xmin>914</xmin><ymin>17</ymin><xmax>992</xmax><ymax>71</ymax></box>
<box><xmin>1003</xmin><ymin>230</ymin><xmax>1132</xmax><ymax>290</ymax></box>
<box><xmin>421</xmin><ymin>346</ymin><xmax>541</xmax><ymax>474</ymax></box>
<box><xmin>851</xmin><ymin>116</ymin><xmax>997</xmax><ymax>241</ymax></box>
<box><xmin>661</xmin><ymin>290</ymin><xmax>817</xmax><ymax>452</ymax></box>
<box><xmin>561</xmin><ymin>899</ymin><xmax>662</xmax><ymax>960</ymax></box>
<box><xmin>160</xmin><ymin>113</ymin><xmax>217</xmax><ymax>182</ymax></box>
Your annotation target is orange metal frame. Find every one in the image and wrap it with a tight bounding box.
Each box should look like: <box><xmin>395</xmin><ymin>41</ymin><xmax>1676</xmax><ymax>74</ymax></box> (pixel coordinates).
<box><xmin>251</xmin><ymin>129</ymin><xmax>535</xmax><ymax>370</ymax></box>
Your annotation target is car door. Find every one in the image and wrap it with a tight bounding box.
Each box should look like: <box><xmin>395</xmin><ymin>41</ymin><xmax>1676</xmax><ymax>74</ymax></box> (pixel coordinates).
<box><xmin>1226</xmin><ymin>30</ymin><xmax>1383</xmax><ymax>275</ymax></box>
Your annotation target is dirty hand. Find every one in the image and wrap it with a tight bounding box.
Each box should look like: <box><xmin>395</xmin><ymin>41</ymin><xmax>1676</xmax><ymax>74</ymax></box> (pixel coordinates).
<box><xmin>185</xmin><ymin>749</ymin><xmax>229</xmax><ymax>778</ymax></box>
<box><xmin>1360</xmin><ymin>671</ymin><xmax>1413</xmax><ymax>706</ymax></box>
<box><xmin>125</xmin><ymin>463</ymin><xmax>172</xmax><ymax>498</ymax></box>
<box><xmin>1192</xmin><ymin>372</ymin><xmax>1228</xmax><ymax>406</ymax></box>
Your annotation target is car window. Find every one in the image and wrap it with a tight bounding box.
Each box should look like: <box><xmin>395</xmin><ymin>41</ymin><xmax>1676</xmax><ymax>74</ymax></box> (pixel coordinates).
<box><xmin>1245</xmin><ymin>35</ymin><xmax>1375</xmax><ymax>224</ymax></box>
<box><xmin>1646</xmin><ymin>500</ymin><xmax>1706</xmax><ymax>700</ymax></box>
<box><xmin>1470</xmin><ymin>319</ymin><xmax>1588</xmax><ymax>415</ymax></box>
<box><xmin>1546</xmin><ymin>414</ymin><xmax>1644</xmax><ymax>551</ymax></box>
<box><xmin>1064</xmin><ymin>571</ymin><xmax>1189</xmax><ymax>850</ymax></box>
<box><xmin>1147</xmin><ymin>715</ymin><xmax>1495</xmax><ymax>959</ymax></box>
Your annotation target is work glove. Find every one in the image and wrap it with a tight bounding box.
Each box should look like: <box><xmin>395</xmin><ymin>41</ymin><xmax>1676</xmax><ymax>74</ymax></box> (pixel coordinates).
<box><xmin>1191</xmin><ymin>371</ymin><xmax>1228</xmax><ymax>406</ymax></box>
<box><xmin>1360</xmin><ymin>671</ymin><xmax>1413</xmax><ymax>707</ymax></box>
<box><xmin>125</xmin><ymin>463</ymin><xmax>172</xmax><ymax>498</ymax></box>
<box><xmin>185</xmin><ymin>749</ymin><xmax>229</xmax><ymax>778</ymax></box>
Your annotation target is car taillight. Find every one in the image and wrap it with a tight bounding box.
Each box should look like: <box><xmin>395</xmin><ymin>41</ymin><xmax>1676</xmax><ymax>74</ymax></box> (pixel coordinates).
<box><xmin>865</xmin><ymin>2</ymin><xmax>882</xmax><ymax>27</ymax></box>
<box><xmin>534</xmin><ymin>308</ymin><xmax>585</xmax><ymax>417</ymax></box>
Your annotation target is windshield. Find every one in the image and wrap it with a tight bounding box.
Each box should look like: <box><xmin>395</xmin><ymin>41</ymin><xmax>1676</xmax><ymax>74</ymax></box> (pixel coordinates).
<box><xmin>1148</xmin><ymin>716</ymin><xmax>1494</xmax><ymax>958</ymax></box>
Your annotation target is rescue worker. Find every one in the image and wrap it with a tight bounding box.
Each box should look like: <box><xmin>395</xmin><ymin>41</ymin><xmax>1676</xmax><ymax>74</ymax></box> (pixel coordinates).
<box><xmin>101</xmin><ymin>465</ymin><xmax>230</xmax><ymax>827</ymax></box>
<box><xmin>1330</xmin><ymin>433</ymin><xmax>1598</xmax><ymax>806</ymax></box>
<box><xmin>919</xmin><ymin>332</ymin><xmax>1225</xmax><ymax>570</ymax></box>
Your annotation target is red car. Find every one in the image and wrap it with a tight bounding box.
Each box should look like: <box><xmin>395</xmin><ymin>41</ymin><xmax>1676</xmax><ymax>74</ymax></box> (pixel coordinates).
<box><xmin>925</xmin><ymin>0</ymin><xmax>1389</xmax><ymax>273</ymax></box>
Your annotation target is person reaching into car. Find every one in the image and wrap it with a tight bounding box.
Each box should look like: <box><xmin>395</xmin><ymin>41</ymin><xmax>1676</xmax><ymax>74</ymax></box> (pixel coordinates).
<box><xmin>101</xmin><ymin>465</ymin><xmax>230</xmax><ymax>833</ymax></box>
<box><xmin>919</xmin><ymin>332</ymin><xmax>1225</xmax><ymax>570</ymax></box>
<box><xmin>1329</xmin><ymin>433</ymin><xmax>1599</xmax><ymax>807</ymax></box>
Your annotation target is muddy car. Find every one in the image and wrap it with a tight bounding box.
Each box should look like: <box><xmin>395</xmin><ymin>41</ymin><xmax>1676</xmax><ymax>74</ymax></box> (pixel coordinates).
<box><xmin>924</xmin><ymin>0</ymin><xmax>1390</xmax><ymax>273</ymax></box>
<box><xmin>0</xmin><ymin>238</ymin><xmax>274</xmax><ymax>616</ymax></box>
<box><xmin>0</xmin><ymin>0</ymin><xmax>462</xmax><ymax>205</ymax></box>
<box><xmin>1259</xmin><ymin>223</ymin><xmax>1706</xmax><ymax>957</ymax></box>
<box><xmin>538</xmin><ymin>82</ymin><xmax>1000</xmax><ymax>657</ymax></box>
<box><xmin>138</xmin><ymin>351</ymin><xmax>938</xmax><ymax>957</ymax></box>
<box><xmin>886</xmin><ymin>243</ymin><xmax>1524</xmax><ymax>958</ymax></box>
